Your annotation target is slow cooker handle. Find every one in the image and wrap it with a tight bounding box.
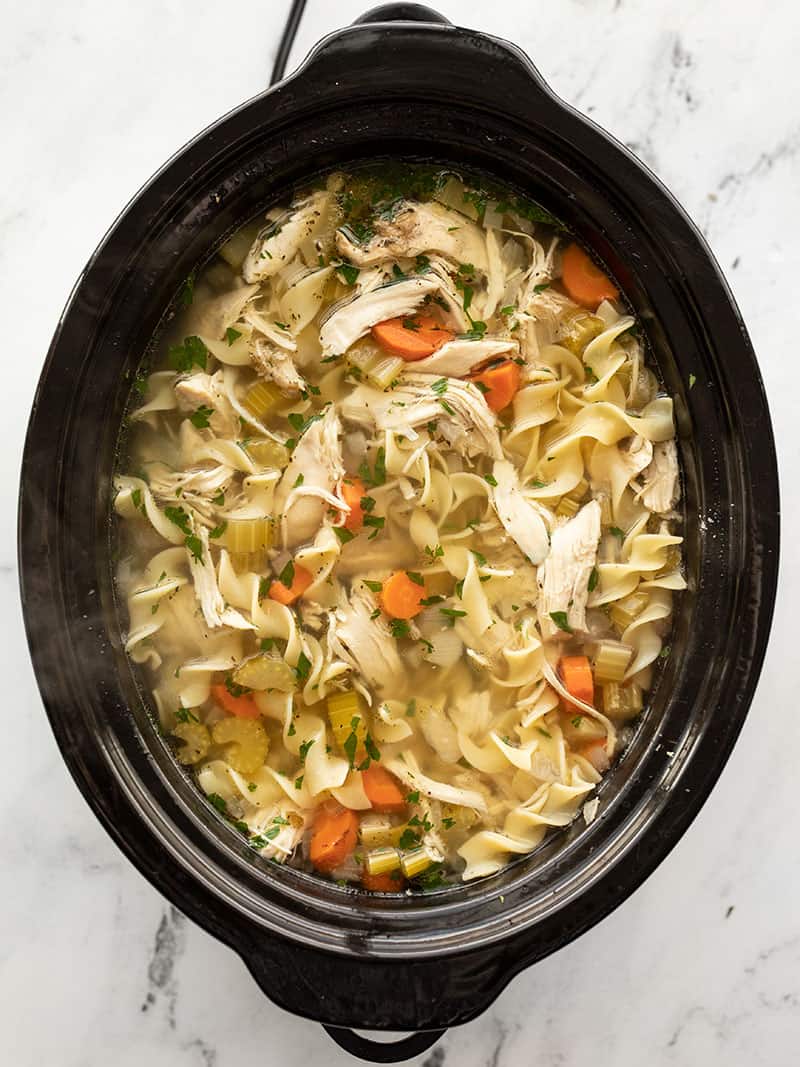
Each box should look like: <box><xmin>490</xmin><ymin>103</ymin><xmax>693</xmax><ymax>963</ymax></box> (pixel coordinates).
<box><xmin>323</xmin><ymin>1025</ymin><xmax>446</xmax><ymax>1062</ymax></box>
<box><xmin>354</xmin><ymin>3</ymin><xmax>452</xmax><ymax>25</ymax></box>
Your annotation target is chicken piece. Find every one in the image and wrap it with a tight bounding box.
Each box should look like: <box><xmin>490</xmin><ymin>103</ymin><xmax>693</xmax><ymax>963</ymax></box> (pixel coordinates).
<box><xmin>174</xmin><ymin>371</ymin><xmax>238</xmax><ymax>437</ymax></box>
<box><xmin>187</xmin><ymin>526</ymin><xmax>253</xmax><ymax>630</ymax></box>
<box><xmin>148</xmin><ymin>462</ymin><xmax>232</xmax><ymax>521</ymax></box>
<box><xmin>274</xmin><ymin>406</ymin><xmax>344</xmax><ymax>547</ymax></box>
<box><xmin>327</xmin><ymin>590</ymin><xmax>403</xmax><ymax>691</ymax></box>
<box><xmin>409</xmin><ymin>337</ymin><xmax>517</xmax><ymax>376</ymax></box>
<box><xmin>336</xmin><ymin>200</ymin><xmax>488</xmax><ymax>274</ymax></box>
<box><xmin>251</xmin><ymin>337</ymin><xmax>306</xmax><ymax>396</ymax></box>
<box><xmin>641</xmin><ymin>440</ymin><xmax>680</xmax><ymax>513</ymax></box>
<box><xmin>538</xmin><ymin>500</ymin><xmax>601</xmax><ymax>639</ymax></box>
<box><xmin>620</xmin><ymin>435</ymin><xmax>654</xmax><ymax>478</ymax></box>
<box><xmin>319</xmin><ymin>275</ymin><xmax>440</xmax><ymax>358</ymax></box>
<box><xmin>243</xmin><ymin>190</ymin><xmax>331</xmax><ymax>283</ymax></box>
<box><xmin>425</xmin><ymin>255</ymin><xmax>470</xmax><ymax>332</ymax></box>
<box><xmin>340</xmin><ymin>374</ymin><xmax>503</xmax><ymax>459</ymax></box>
<box><xmin>490</xmin><ymin>459</ymin><xmax>550</xmax><ymax>565</ymax></box>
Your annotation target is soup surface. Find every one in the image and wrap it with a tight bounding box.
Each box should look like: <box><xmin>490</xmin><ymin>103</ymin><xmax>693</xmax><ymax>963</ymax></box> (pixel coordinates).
<box><xmin>115</xmin><ymin>165</ymin><xmax>683</xmax><ymax>891</ymax></box>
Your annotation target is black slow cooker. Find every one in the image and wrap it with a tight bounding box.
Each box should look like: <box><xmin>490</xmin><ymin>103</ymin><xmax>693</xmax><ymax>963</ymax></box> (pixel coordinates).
<box><xmin>18</xmin><ymin>5</ymin><xmax>779</xmax><ymax>1061</ymax></box>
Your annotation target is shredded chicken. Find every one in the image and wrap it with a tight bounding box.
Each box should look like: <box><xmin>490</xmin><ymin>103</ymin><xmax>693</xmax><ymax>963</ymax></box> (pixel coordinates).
<box><xmin>251</xmin><ymin>337</ymin><xmax>306</xmax><ymax>396</ymax></box>
<box><xmin>538</xmin><ymin>500</ymin><xmax>601</xmax><ymax>638</ymax></box>
<box><xmin>274</xmin><ymin>406</ymin><xmax>344</xmax><ymax>546</ymax></box>
<box><xmin>620</xmin><ymin>435</ymin><xmax>654</xmax><ymax>477</ymax></box>
<box><xmin>328</xmin><ymin>590</ymin><xmax>403</xmax><ymax>691</ymax></box>
<box><xmin>174</xmin><ymin>371</ymin><xmax>238</xmax><ymax>437</ymax></box>
<box><xmin>243</xmin><ymin>190</ymin><xmax>331</xmax><ymax>283</ymax></box>
<box><xmin>640</xmin><ymin>440</ymin><xmax>680</xmax><ymax>513</ymax></box>
<box><xmin>187</xmin><ymin>527</ymin><xmax>252</xmax><ymax>630</ymax></box>
<box><xmin>410</xmin><ymin>337</ymin><xmax>517</xmax><ymax>376</ymax></box>
<box><xmin>319</xmin><ymin>275</ymin><xmax>439</xmax><ymax>358</ymax></box>
<box><xmin>490</xmin><ymin>459</ymin><xmax>550</xmax><ymax>565</ymax></box>
<box><xmin>336</xmin><ymin>199</ymin><xmax>488</xmax><ymax>274</ymax></box>
<box><xmin>148</xmin><ymin>462</ymin><xmax>232</xmax><ymax>522</ymax></box>
<box><xmin>340</xmin><ymin>374</ymin><xmax>503</xmax><ymax>459</ymax></box>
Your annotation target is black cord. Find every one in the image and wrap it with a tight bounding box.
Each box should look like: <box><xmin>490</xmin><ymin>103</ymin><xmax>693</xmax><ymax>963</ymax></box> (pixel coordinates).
<box><xmin>271</xmin><ymin>0</ymin><xmax>308</xmax><ymax>85</ymax></box>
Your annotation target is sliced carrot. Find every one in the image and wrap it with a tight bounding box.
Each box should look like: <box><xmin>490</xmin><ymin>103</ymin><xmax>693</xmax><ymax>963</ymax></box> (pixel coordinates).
<box><xmin>372</xmin><ymin>314</ymin><xmax>454</xmax><ymax>361</ymax></box>
<box><xmin>211</xmin><ymin>683</ymin><xmax>260</xmax><ymax>720</ymax></box>
<box><xmin>269</xmin><ymin>563</ymin><xmax>313</xmax><ymax>605</ymax></box>
<box><xmin>380</xmin><ymin>570</ymin><xmax>425</xmax><ymax>619</ymax></box>
<box><xmin>559</xmin><ymin>655</ymin><xmax>595</xmax><ymax>711</ymax></box>
<box><xmin>341</xmin><ymin>476</ymin><xmax>366</xmax><ymax>532</ymax></box>
<box><xmin>309</xmin><ymin>804</ymin><xmax>359</xmax><ymax>873</ymax></box>
<box><xmin>470</xmin><ymin>360</ymin><xmax>521</xmax><ymax>413</ymax></box>
<box><xmin>361</xmin><ymin>870</ymin><xmax>405</xmax><ymax>892</ymax></box>
<box><xmin>561</xmin><ymin>243</ymin><xmax>619</xmax><ymax>309</ymax></box>
<box><xmin>362</xmin><ymin>765</ymin><xmax>407</xmax><ymax>813</ymax></box>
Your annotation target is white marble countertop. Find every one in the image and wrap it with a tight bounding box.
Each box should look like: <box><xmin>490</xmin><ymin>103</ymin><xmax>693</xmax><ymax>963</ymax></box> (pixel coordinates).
<box><xmin>2</xmin><ymin>0</ymin><xmax>797</xmax><ymax>1063</ymax></box>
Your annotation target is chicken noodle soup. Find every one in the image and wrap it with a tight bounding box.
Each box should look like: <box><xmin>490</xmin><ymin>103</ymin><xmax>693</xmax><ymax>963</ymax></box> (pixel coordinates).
<box><xmin>115</xmin><ymin>165</ymin><xmax>683</xmax><ymax>891</ymax></box>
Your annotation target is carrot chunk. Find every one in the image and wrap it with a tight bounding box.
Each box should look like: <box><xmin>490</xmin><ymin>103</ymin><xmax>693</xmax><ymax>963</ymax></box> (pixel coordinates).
<box><xmin>361</xmin><ymin>870</ymin><xmax>405</xmax><ymax>892</ymax></box>
<box><xmin>341</xmin><ymin>476</ymin><xmax>367</xmax><ymax>532</ymax></box>
<box><xmin>470</xmin><ymin>360</ymin><xmax>521</xmax><ymax>412</ymax></box>
<box><xmin>309</xmin><ymin>804</ymin><xmax>359</xmax><ymax>873</ymax></box>
<box><xmin>559</xmin><ymin>655</ymin><xmax>595</xmax><ymax>710</ymax></box>
<box><xmin>371</xmin><ymin>314</ymin><xmax>454</xmax><ymax>361</ymax></box>
<box><xmin>269</xmin><ymin>563</ymin><xmax>313</xmax><ymax>605</ymax></box>
<box><xmin>380</xmin><ymin>570</ymin><xmax>425</xmax><ymax>619</ymax></box>
<box><xmin>211</xmin><ymin>683</ymin><xmax>260</xmax><ymax>720</ymax></box>
<box><xmin>561</xmin><ymin>243</ymin><xmax>619</xmax><ymax>309</ymax></box>
<box><xmin>362</xmin><ymin>765</ymin><xmax>407</xmax><ymax>813</ymax></box>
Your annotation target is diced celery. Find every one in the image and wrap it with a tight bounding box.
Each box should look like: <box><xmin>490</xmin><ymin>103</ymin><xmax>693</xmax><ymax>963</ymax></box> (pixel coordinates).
<box><xmin>558</xmin><ymin>310</ymin><xmax>605</xmax><ymax>355</ymax></box>
<box><xmin>223</xmin><ymin>516</ymin><xmax>274</xmax><ymax>553</ymax></box>
<box><xmin>327</xmin><ymin>690</ymin><xmax>368</xmax><ymax>759</ymax></box>
<box><xmin>172</xmin><ymin>722</ymin><xmax>211</xmax><ymax>765</ymax></box>
<box><xmin>440</xmin><ymin>803</ymin><xmax>479</xmax><ymax>832</ymax></box>
<box><xmin>400</xmin><ymin>847</ymin><xmax>435</xmax><ymax>878</ymax></box>
<box><xmin>602</xmin><ymin>682</ymin><xmax>644</xmax><ymax>720</ymax></box>
<box><xmin>233</xmin><ymin>654</ymin><xmax>296</xmax><ymax>693</ymax></box>
<box><xmin>366</xmin><ymin>356</ymin><xmax>404</xmax><ymax>390</ymax></box>
<box><xmin>610</xmin><ymin>592</ymin><xmax>649</xmax><ymax>632</ymax></box>
<box><xmin>211</xmin><ymin>717</ymin><xmax>269</xmax><ymax>775</ymax></box>
<box><xmin>567</xmin><ymin>477</ymin><xmax>589</xmax><ymax>502</ymax></box>
<box><xmin>359</xmin><ymin>814</ymin><xmax>403</xmax><ymax>848</ymax></box>
<box><xmin>556</xmin><ymin>496</ymin><xmax>580</xmax><ymax>518</ymax></box>
<box><xmin>561</xmin><ymin>712</ymin><xmax>607</xmax><ymax>747</ymax></box>
<box><xmin>365</xmin><ymin>847</ymin><xmax>402</xmax><ymax>875</ymax></box>
<box><xmin>593</xmin><ymin>640</ymin><xmax>634</xmax><ymax>683</ymax></box>
<box><xmin>243</xmin><ymin>380</ymin><xmax>284</xmax><ymax>419</ymax></box>
<box><xmin>346</xmin><ymin>340</ymin><xmax>380</xmax><ymax>373</ymax></box>
<box><xmin>247</xmin><ymin>438</ymin><xmax>289</xmax><ymax>469</ymax></box>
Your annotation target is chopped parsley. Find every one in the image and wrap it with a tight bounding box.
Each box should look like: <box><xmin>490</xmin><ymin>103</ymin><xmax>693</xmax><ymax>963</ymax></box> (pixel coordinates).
<box><xmin>278</xmin><ymin>560</ymin><xmax>295</xmax><ymax>588</ymax></box>
<box><xmin>336</xmin><ymin>262</ymin><xmax>360</xmax><ymax>286</ymax></box>
<box><xmin>225</xmin><ymin>326</ymin><xmax>242</xmax><ymax>346</ymax></box>
<box><xmin>440</xmin><ymin>607</ymin><xmax>467</xmax><ymax>625</ymax></box>
<box><xmin>209</xmin><ymin>520</ymin><xmax>227</xmax><ymax>540</ymax></box>
<box><xmin>407</xmin><ymin>571</ymin><xmax>424</xmax><ymax>586</ymax></box>
<box><xmin>358</xmin><ymin>446</ymin><xmax>386</xmax><ymax>488</ymax></box>
<box><xmin>207</xmin><ymin>793</ymin><xmax>228</xmax><ymax>815</ymax></box>
<box><xmin>363</xmin><ymin>514</ymin><xmax>385</xmax><ymax>540</ymax></box>
<box><xmin>484</xmin><ymin>473</ymin><xmax>498</xmax><ymax>487</ymax></box>
<box><xmin>293</xmin><ymin>473</ymin><xmax>305</xmax><ymax>488</ymax></box>
<box><xmin>168</xmin><ymin>335</ymin><xmax>207</xmax><ymax>373</ymax></box>
<box><xmin>175</xmin><ymin>707</ymin><xmax>199</xmax><ymax>724</ymax></box>
<box><xmin>609</xmin><ymin>526</ymin><xmax>625</xmax><ymax>541</ymax></box>
<box><xmin>549</xmin><ymin>611</ymin><xmax>573</xmax><ymax>633</ymax></box>
<box><xmin>363</xmin><ymin>579</ymin><xmax>383</xmax><ymax>593</ymax></box>
<box><xmin>298</xmin><ymin>738</ymin><xmax>315</xmax><ymax>763</ymax></box>
<box><xmin>294</xmin><ymin>651</ymin><xmax>312</xmax><ymax>683</ymax></box>
<box><xmin>431</xmin><ymin>377</ymin><xmax>449</xmax><ymax>395</ymax></box>
<box><xmin>689</xmin><ymin>373</ymin><xmax>697</xmax><ymax>389</ymax></box>
<box><xmin>405</xmin><ymin>699</ymin><xmax>417</xmax><ymax>717</ymax></box>
<box><xmin>588</xmin><ymin>567</ymin><xmax>599</xmax><ymax>592</ymax></box>
<box><xmin>390</xmin><ymin>619</ymin><xmax>411</xmax><ymax>639</ymax></box>
<box><xmin>334</xmin><ymin>526</ymin><xmax>355</xmax><ymax>544</ymax></box>
<box><xmin>406</xmin><ymin>790</ymin><xmax>420</xmax><ymax>803</ymax></box>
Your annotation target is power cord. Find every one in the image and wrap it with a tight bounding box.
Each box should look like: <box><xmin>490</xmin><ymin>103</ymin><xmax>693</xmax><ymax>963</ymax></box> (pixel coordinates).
<box><xmin>270</xmin><ymin>0</ymin><xmax>308</xmax><ymax>85</ymax></box>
